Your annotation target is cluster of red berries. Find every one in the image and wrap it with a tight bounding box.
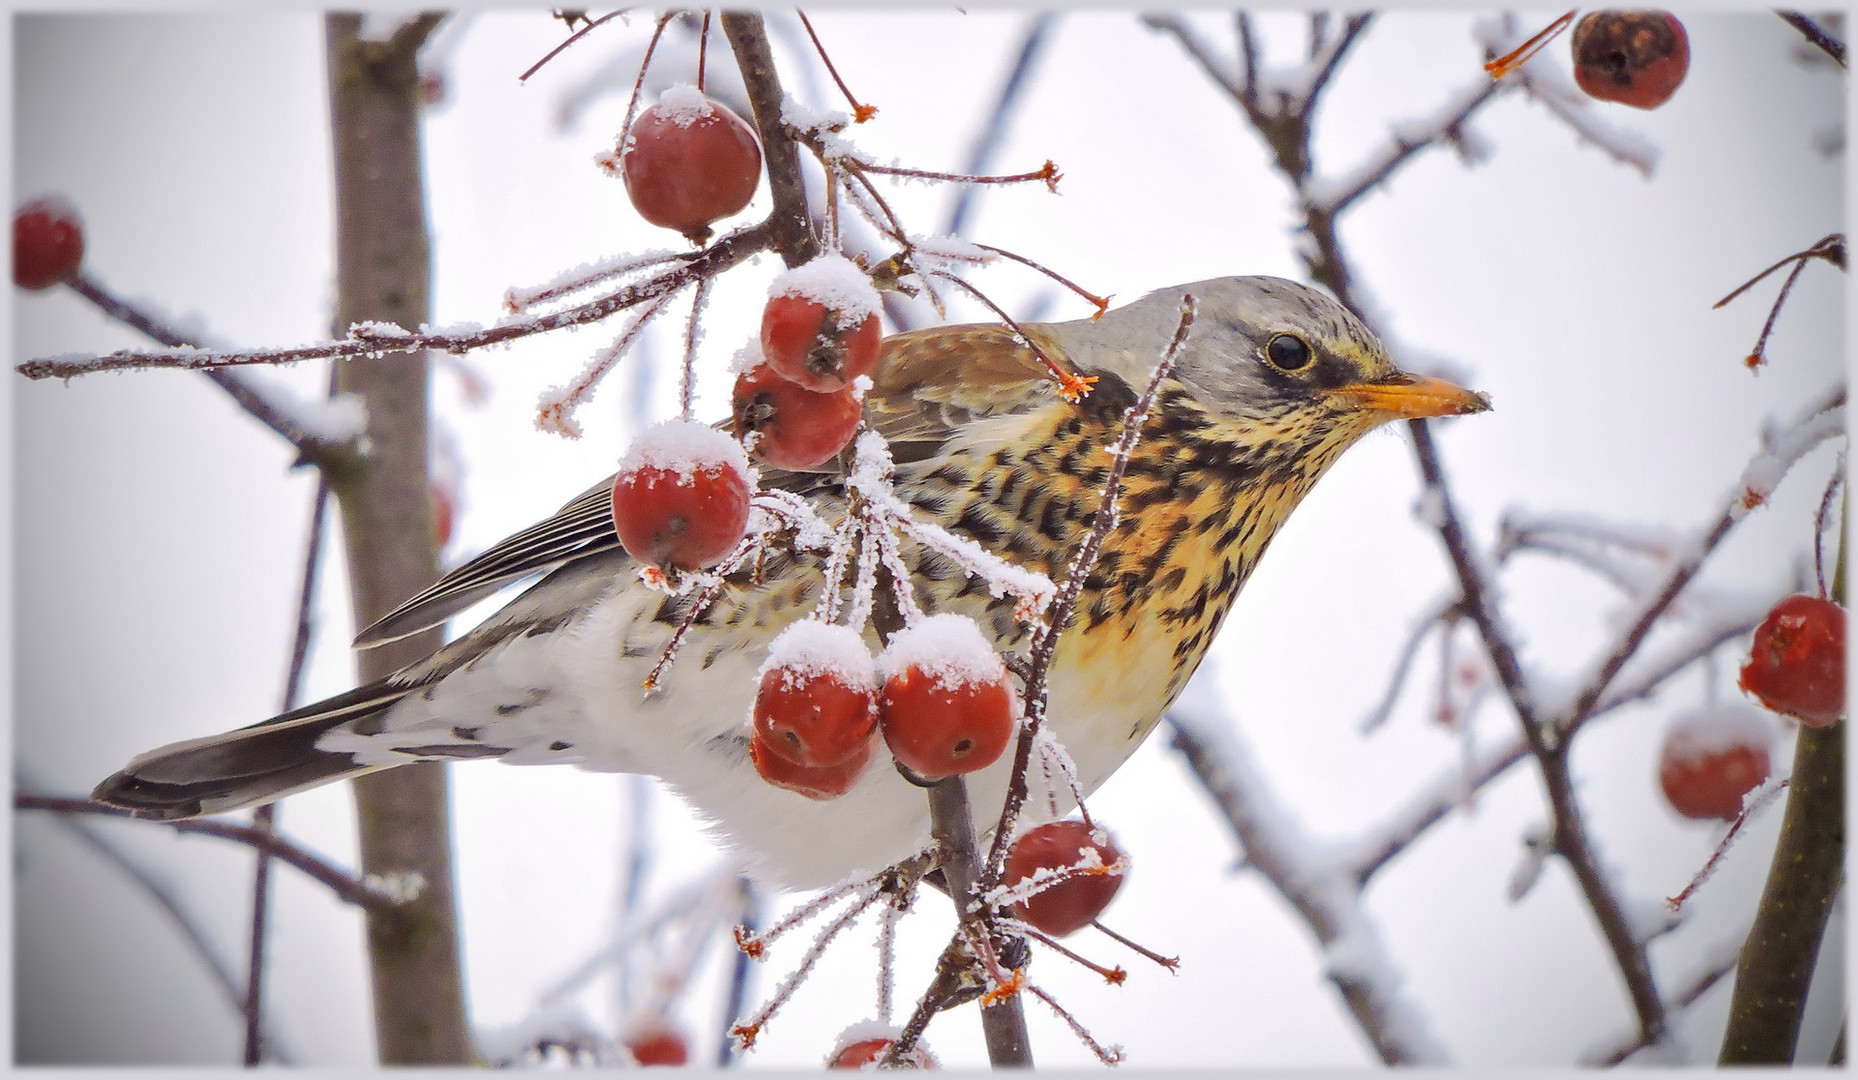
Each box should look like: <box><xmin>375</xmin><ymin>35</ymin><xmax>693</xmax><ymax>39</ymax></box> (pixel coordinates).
<box><xmin>1656</xmin><ymin>593</ymin><xmax>1844</xmax><ymax>822</ymax></box>
<box><xmin>734</xmin><ymin>253</ymin><xmax>882</xmax><ymax>471</ymax></box>
<box><xmin>747</xmin><ymin>613</ymin><xmax>1020</xmax><ymax>800</ymax></box>
<box><xmin>13</xmin><ymin>197</ymin><xmax>85</xmax><ymax>290</ymax></box>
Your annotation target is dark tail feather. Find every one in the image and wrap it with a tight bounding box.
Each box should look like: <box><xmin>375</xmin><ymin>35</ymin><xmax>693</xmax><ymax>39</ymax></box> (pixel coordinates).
<box><xmin>91</xmin><ymin>679</ymin><xmax>409</xmax><ymax>821</ymax></box>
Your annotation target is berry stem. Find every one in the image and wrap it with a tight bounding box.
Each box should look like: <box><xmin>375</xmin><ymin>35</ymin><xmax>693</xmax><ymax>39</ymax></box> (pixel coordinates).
<box><xmin>1482</xmin><ymin>9</ymin><xmax>1574</xmax><ymax>79</ymax></box>
<box><xmin>519</xmin><ymin>8</ymin><xmax>631</xmax><ymax>83</ymax></box>
<box><xmin>797</xmin><ymin>10</ymin><xmax>877</xmax><ymax>122</ymax></box>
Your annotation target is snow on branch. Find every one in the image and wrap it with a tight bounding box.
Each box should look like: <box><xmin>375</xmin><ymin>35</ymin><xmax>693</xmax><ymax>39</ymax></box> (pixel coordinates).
<box><xmin>1166</xmin><ymin>671</ymin><xmax>1451</xmax><ymax>1065</ymax></box>
<box><xmin>1302</xmin><ymin>72</ymin><xmax>1509</xmax><ymax>217</ymax></box>
<box><xmin>1553</xmin><ymin>392</ymin><xmax>1845</xmax><ymax>731</ymax></box>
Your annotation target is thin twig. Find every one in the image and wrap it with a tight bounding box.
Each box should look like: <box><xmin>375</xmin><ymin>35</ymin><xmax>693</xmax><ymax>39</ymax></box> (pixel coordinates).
<box><xmin>519</xmin><ymin>8</ymin><xmax>631</xmax><ymax>83</ymax></box>
<box><xmin>1777</xmin><ymin>10</ymin><xmax>1847</xmax><ymax>67</ymax></box>
<box><xmin>15</xmin><ymin>795</ymin><xmax>391</xmax><ymax>909</ymax></box>
<box><xmin>945</xmin><ymin>14</ymin><xmax>1057</xmax><ymax>236</ymax></box>
<box><xmin>62</xmin><ymin>273</ymin><xmax>353</xmax><ymax>462</ymax></box>
<box><xmin>244</xmin><ymin>474</ymin><xmax>332</xmax><ymax>1065</ymax></box>
<box><xmin>796</xmin><ymin>10</ymin><xmax>875</xmax><ymax>122</ymax></box>
<box><xmin>983</xmin><ymin>294</ymin><xmax>1197</xmax><ymax>884</ymax></box>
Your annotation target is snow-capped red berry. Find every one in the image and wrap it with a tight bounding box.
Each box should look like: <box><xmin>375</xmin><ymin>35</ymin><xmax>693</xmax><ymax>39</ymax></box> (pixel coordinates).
<box><xmin>1739</xmin><ymin>594</ymin><xmax>1845</xmax><ymax>727</ymax></box>
<box><xmin>13</xmin><ymin>197</ymin><xmax>85</xmax><ymax>290</ymax></box>
<box><xmin>732</xmin><ymin>358</ymin><xmax>864</xmax><ymax>471</ymax></box>
<box><xmin>753</xmin><ymin>621</ymin><xmax>879</xmax><ymax>768</ymax></box>
<box><xmin>622</xmin><ymin>1019</ymin><xmax>689</xmax><ymax>1066</ymax></box>
<box><xmin>760</xmin><ymin>254</ymin><xmax>884</xmax><ymax>391</ymax></box>
<box><xmin>620</xmin><ymin>84</ymin><xmax>762</xmax><ymax>243</ymax></box>
<box><xmin>1658</xmin><ymin>706</ymin><xmax>1774</xmax><ymax>821</ymax></box>
<box><xmin>1571</xmin><ymin>11</ymin><xmax>1689</xmax><ymax>110</ymax></box>
<box><xmin>750</xmin><ymin>728</ymin><xmax>874</xmax><ymax>801</ymax></box>
<box><xmin>610</xmin><ymin>419</ymin><xmax>753</xmax><ymax>572</ymax></box>
<box><xmin>1003</xmin><ymin>819</ymin><xmax>1127</xmax><ymax>937</ymax></box>
<box><xmin>876</xmin><ymin>613</ymin><xmax>1017</xmax><ymax>779</ymax></box>
<box><xmin>825</xmin><ymin>1022</ymin><xmax>938</xmax><ymax>1069</ymax></box>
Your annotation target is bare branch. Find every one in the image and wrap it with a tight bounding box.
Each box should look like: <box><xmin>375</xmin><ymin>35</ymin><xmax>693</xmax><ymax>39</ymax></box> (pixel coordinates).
<box><xmin>15</xmin><ymin>794</ymin><xmax>391</xmax><ymax>909</ymax></box>
<box><xmin>1777</xmin><ymin>10</ymin><xmax>1847</xmax><ymax>67</ymax></box>
<box><xmin>1167</xmin><ymin>694</ymin><xmax>1450</xmax><ymax>1064</ymax></box>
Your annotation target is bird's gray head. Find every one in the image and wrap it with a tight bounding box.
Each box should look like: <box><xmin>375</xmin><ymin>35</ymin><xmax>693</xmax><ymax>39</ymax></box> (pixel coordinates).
<box><xmin>1062</xmin><ymin>275</ymin><xmax>1487</xmax><ymax>426</ymax></box>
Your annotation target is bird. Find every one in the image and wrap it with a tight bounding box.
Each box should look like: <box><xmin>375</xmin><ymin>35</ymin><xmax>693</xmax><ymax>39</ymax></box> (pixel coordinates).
<box><xmin>93</xmin><ymin>275</ymin><xmax>1489</xmax><ymax>889</ymax></box>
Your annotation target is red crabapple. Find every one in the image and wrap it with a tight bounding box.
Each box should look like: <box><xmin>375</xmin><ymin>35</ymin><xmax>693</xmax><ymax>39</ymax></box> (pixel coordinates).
<box><xmin>876</xmin><ymin>614</ymin><xmax>1017</xmax><ymax>779</ymax></box>
<box><xmin>619</xmin><ymin>85</ymin><xmax>762</xmax><ymax>243</ymax></box>
<box><xmin>1571</xmin><ymin>11</ymin><xmax>1690</xmax><ymax>110</ymax></box>
<box><xmin>622</xmin><ymin>1020</ymin><xmax>689</xmax><ymax>1067</ymax></box>
<box><xmin>753</xmin><ymin>621</ymin><xmax>879</xmax><ymax>768</ymax></box>
<box><xmin>749</xmin><ymin>728</ymin><xmax>874</xmax><ymax>801</ymax></box>
<box><xmin>1003</xmin><ymin>819</ymin><xmax>1127</xmax><ymax>937</ymax></box>
<box><xmin>825</xmin><ymin>1023</ymin><xmax>938</xmax><ymax>1069</ymax></box>
<box><xmin>1739</xmin><ymin>594</ymin><xmax>1845</xmax><ymax>727</ymax></box>
<box><xmin>732</xmin><ymin>358</ymin><xmax>864</xmax><ymax>471</ymax></box>
<box><xmin>760</xmin><ymin>253</ymin><xmax>883</xmax><ymax>391</ymax></box>
<box><xmin>610</xmin><ymin>420</ymin><xmax>753</xmax><ymax>572</ymax></box>
<box><xmin>13</xmin><ymin>197</ymin><xmax>84</xmax><ymax>290</ymax></box>
<box><xmin>1658</xmin><ymin>706</ymin><xmax>1774</xmax><ymax>821</ymax></box>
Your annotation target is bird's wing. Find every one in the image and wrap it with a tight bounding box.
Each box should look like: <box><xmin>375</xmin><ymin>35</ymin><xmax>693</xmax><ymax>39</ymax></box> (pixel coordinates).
<box><xmin>356</xmin><ymin>321</ymin><xmax>1075</xmax><ymax>646</ymax></box>
<box><xmin>862</xmin><ymin>322</ymin><xmax>1077</xmax><ymax>463</ymax></box>
<box><xmin>354</xmin><ymin>472</ymin><xmax>623</xmax><ymax>646</ymax></box>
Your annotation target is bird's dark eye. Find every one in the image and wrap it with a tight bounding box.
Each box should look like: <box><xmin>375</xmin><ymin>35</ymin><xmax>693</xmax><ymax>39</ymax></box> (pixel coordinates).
<box><xmin>1264</xmin><ymin>333</ymin><xmax>1313</xmax><ymax>372</ymax></box>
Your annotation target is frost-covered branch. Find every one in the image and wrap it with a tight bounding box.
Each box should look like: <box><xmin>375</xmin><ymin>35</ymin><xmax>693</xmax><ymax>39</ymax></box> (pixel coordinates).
<box><xmin>1303</xmin><ymin>71</ymin><xmax>1507</xmax><ymax>217</ymax></box>
<box><xmin>1559</xmin><ymin>394</ymin><xmax>1846</xmax><ymax>732</ymax></box>
<box><xmin>20</xmin><ymin>220</ymin><xmax>778</xmax><ymax>381</ymax></box>
<box><xmin>1167</xmin><ymin>677</ymin><xmax>1451</xmax><ymax>1065</ymax></box>
<box><xmin>62</xmin><ymin>273</ymin><xmax>363</xmax><ymax>463</ymax></box>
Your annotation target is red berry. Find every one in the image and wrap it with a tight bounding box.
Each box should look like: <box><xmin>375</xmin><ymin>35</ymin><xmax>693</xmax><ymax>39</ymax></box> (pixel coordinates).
<box><xmin>754</xmin><ymin>621</ymin><xmax>879</xmax><ymax>768</ymax></box>
<box><xmin>610</xmin><ymin>420</ymin><xmax>753</xmax><ymax>572</ymax></box>
<box><xmin>759</xmin><ymin>254</ymin><xmax>884</xmax><ymax>391</ymax></box>
<box><xmin>1003</xmin><ymin>819</ymin><xmax>1127</xmax><ymax>937</ymax></box>
<box><xmin>1657</xmin><ymin>707</ymin><xmax>1774</xmax><ymax>821</ymax></box>
<box><xmin>876</xmin><ymin>614</ymin><xmax>1017</xmax><ymax>779</ymax></box>
<box><xmin>623</xmin><ymin>1024</ymin><xmax>689</xmax><ymax>1067</ymax></box>
<box><xmin>1571</xmin><ymin>11</ymin><xmax>1689</xmax><ymax>110</ymax></box>
<box><xmin>619</xmin><ymin>85</ymin><xmax>762</xmax><ymax>243</ymax></box>
<box><xmin>732</xmin><ymin>360</ymin><xmax>863</xmax><ymax>470</ymax></box>
<box><xmin>13</xmin><ymin>197</ymin><xmax>84</xmax><ymax>290</ymax></box>
<box><xmin>826</xmin><ymin>1026</ymin><xmax>938</xmax><ymax>1069</ymax></box>
<box><xmin>429</xmin><ymin>482</ymin><xmax>455</xmax><ymax>550</ymax></box>
<box><xmin>1739</xmin><ymin>594</ymin><xmax>1846</xmax><ymax>726</ymax></box>
<box><xmin>750</xmin><ymin>728</ymin><xmax>874</xmax><ymax>801</ymax></box>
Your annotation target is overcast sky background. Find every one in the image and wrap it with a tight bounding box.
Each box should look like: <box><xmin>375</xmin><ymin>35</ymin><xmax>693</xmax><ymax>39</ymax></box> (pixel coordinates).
<box><xmin>8</xmin><ymin>8</ymin><xmax>1847</xmax><ymax>1069</ymax></box>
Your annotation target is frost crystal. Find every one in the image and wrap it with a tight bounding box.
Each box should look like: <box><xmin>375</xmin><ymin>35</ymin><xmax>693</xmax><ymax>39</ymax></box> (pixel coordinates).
<box><xmin>768</xmin><ymin>252</ymin><xmax>882</xmax><ymax>321</ymax></box>
<box><xmin>650</xmin><ymin>82</ymin><xmax>717</xmax><ymax>127</ymax></box>
<box><xmin>617</xmin><ymin>418</ymin><xmax>752</xmax><ymax>483</ymax></box>
<box><xmin>760</xmin><ymin>620</ymin><xmax>877</xmax><ymax>692</ymax></box>
<box><xmin>877</xmin><ymin>612</ymin><xmax>1007</xmax><ymax>690</ymax></box>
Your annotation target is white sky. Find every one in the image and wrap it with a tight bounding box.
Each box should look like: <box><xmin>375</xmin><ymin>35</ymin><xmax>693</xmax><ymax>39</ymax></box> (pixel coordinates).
<box><xmin>8</xmin><ymin>9</ymin><xmax>1848</xmax><ymax>1069</ymax></box>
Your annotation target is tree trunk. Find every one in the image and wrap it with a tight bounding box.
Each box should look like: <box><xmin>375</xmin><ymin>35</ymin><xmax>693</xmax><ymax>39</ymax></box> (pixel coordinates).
<box><xmin>324</xmin><ymin>11</ymin><xmax>473</xmax><ymax>1065</ymax></box>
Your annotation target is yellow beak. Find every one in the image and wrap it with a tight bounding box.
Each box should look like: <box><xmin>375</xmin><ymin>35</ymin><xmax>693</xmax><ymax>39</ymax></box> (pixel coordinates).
<box><xmin>1328</xmin><ymin>372</ymin><xmax>1491</xmax><ymax>420</ymax></box>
